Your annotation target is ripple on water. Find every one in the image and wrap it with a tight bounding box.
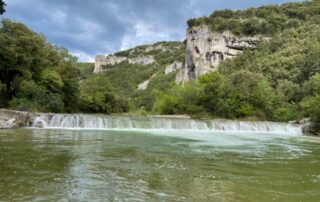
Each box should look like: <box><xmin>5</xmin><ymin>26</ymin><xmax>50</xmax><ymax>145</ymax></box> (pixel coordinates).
<box><xmin>1</xmin><ymin>129</ymin><xmax>320</xmax><ymax>202</ymax></box>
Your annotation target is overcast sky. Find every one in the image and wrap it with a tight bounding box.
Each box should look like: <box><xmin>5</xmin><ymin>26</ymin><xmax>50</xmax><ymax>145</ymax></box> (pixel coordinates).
<box><xmin>1</xmin><ymin>0</ymin><xmax>302</xmax><ymax>62</ymax></box>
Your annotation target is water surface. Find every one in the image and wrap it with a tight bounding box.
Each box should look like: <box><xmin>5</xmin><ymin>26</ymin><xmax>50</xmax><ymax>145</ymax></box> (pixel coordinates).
<box><xmin>0</xmin><ymin>129</ymin><xmax>319</xmax><ymax>201</ymax></box>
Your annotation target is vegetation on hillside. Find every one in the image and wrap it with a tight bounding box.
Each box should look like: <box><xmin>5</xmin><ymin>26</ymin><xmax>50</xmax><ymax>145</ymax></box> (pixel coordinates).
<box><xmin>77</xmin><ymin>62</ymin><xmax>94</xmax><ymax>80</ymax></box>
<box><xmin>99</xmin><ymin>41</ymin><xmax>185</xmax><ymax>112</ymax></box>
<box><xmin>0</xmin><ymin>0</ymin><xmax>5</xmax><ymax>15</ymax></box>
<box><xmin>1</xmin><ymin>0</ymin><xmax>320</xmax><ymax>135</ymax></box>
<box><xmin>79</xmin><ymin>75</ymin><xmax>128</xmax><ymax>113</ymax></box>
<box><xmin>0</xmin><ymin>19</ymin><xmax>125</xmax><ymax>114</ymax></box>
<box><xmin>156</xmin><ymin>0</ymin><xmax>320</xmax><ymax>135</ymax></box>
<box><xmin>187</xmin><ymin>0</ymin><xmax>320</xmax><ymax>36</ymax></box>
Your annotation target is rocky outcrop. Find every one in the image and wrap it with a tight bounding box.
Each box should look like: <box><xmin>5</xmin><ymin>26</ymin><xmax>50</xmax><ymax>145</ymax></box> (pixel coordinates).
<box><xmin>145</xmin><ymin>44</ymin><xmax>168</xmax><ymax>52</ymax></box>
<box><xmin>0</xmin><ymin>118</ymin><xmax>17</xmax><ymax>129</ymax></box>
<box><xmin>0</xmin><ymin>109</ymin><xmax>40</xmax><ymax>129</ymax></box>
<box><xmin>129</xmin><ymin>56</ymin><xmax>155</xmax><ymax>65</ymax></box>
<box><xmin>94</xmin><ymin>55</ymin><xmax>126</xmax><ymax>73</ymax></box>
<box><xmin>165</xmin><ymin>62</ymin><xmax>183</xmax><ymax>74</ymax></box>
<box><xmin>138</xmin><ymin>74</ymin><xmax>156</xmax><ymax>90</ymax></box>
<box><xmin>177</xmin><ymin>25</ymin><xmax>260</xmax><ymax>84</ymax></box>
<box><xmin>298</xmin><ymin>119</ymin><xmax>319</xmax><ymax>136</ymax></box>
<box><xmin>94</xmin><ymin>55</ymin><xmax>155</xmax><ymax>73</ymax></box>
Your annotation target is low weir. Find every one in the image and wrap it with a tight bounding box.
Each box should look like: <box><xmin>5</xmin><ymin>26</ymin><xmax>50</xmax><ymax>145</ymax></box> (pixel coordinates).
<box><xmin>32</xmin><ymin>114</ymin><xmax>303</xmax><ymax>135</ymax></box>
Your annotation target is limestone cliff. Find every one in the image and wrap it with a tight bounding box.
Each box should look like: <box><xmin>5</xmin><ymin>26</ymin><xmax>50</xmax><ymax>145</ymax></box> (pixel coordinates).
<box><xmin>94</xmin><ymin>42</ymin><xmax>184</xmax><ymax>74</ymax></box>
<box><xmin>176</xmin><ymin>25</ymin><xmax>260</xmax><ymax>84</ymax></box>
<box><xmin>94</xmin><ymin>55</ymin><xmax>155</xmax><ymax>73</ymax></box>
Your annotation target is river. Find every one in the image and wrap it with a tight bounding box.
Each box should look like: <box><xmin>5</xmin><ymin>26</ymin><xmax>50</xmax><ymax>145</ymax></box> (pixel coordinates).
<box><xmin>0</xmin><ymin>127</ymin><xmax>319</xmax><ymax>201</ymax></box>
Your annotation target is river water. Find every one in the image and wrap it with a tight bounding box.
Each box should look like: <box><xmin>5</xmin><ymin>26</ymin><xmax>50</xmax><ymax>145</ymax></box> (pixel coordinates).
<box><xmin>0</xmin><ymin>129</ymin><xmax>319</xmax><ymax>201</ymax></box>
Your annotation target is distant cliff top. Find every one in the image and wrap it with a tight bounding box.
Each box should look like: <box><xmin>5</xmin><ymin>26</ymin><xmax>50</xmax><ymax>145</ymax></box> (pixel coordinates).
<box><xmin>187</xmin><ymin>0</ymin><xmax>320</xmax><ymax>36</ymax></box>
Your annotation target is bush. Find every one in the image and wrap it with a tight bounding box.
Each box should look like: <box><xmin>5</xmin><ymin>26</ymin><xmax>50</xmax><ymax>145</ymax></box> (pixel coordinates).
<box><xmin>301</xmin><ymin>74</ymin><xmax>320</xmax><ymax>135</ymax></box>
<box><xmin>0</xmin><ymin>19</ymin><xmax>80</xmax><ymax>113</ymax></box>
<box><xmin>79</xmin><ymin>75</ymin><xmax>128</xmax><ymax>114</ymax></box>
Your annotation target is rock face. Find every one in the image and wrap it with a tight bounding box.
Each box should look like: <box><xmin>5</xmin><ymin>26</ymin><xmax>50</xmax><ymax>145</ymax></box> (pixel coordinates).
<box><xmin>145</xmin><ymin>44</ymin><xmax>168</xmax><ymax>52</ymax></box>
<box><xmin>94</xmin><ymin>55</ymin><xmax>155</xmax><ymax>73</ymax></box>
<box><xmin>177</xmin><ymin>25</ymin><xmax>260</xmax><ymax>84</ymax></box>
<box><xmin>0</xmin><ymin>109</ymin><xmax>40</xmax><ymax>129</ymax></box>
<box><xmin>165</xmin><ymin>62</ymin><xmax>183</xmax><ymax>74</ymax></box>
<box><xmin>0</xmin><ymin>118</ymin><xmax>17</xmax><ymax>129</ymax></box>
<box><xmin>138</xmin><ymin>74</ymin><xmax>156</xmax><ymax>90</ymax></box>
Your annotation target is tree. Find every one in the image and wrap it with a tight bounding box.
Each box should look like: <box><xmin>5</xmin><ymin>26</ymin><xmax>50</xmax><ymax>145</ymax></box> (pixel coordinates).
<box><xmin>198</xmin><ymin>72</ymin><xmax>226</xmax><ymax>115</ymax></box>
<box><xmin>0</xmin><ymin>0</ymin><xmax>5</xmax><ymax>15</ymax></box>
<box><xmin>79</xmin><ymin>75</ymin><xmax>128</xmax><ymax>114</ymax></box>
<box><xmin>0</xmin><ymin>19</ymin><xmax>80</xmax><ymax>112</ymax></box>
<box><xmin>301</xmin><ymin>74</ymin><xmax>320</xmax><ymax>135</ymax></box>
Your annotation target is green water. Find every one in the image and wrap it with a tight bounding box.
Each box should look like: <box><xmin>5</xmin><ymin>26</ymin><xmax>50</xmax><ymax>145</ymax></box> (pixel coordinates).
<box><xmin>0</xmin><ymin>129</ymin><xmax>319</xmax><ymax>202</ymax></box>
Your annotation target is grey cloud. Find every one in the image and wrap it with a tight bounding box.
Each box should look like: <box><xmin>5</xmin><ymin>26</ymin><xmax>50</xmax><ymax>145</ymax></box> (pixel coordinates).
<box><xmin>2</xmin><ymin>0</ymin><xmax>302</xmax><ymax>61</ymax></box>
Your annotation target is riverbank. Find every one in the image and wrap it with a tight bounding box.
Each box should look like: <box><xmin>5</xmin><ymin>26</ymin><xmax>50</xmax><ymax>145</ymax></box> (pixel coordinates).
<box><xmin>0</xmin><ymin>109</ymin><xmax>38</xmax><ymax>129</ymax></box>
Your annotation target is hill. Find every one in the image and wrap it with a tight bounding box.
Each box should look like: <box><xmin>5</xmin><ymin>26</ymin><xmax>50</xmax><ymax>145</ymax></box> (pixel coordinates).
<box><xmin>1</xmin><ymin>0</ymin><xmax>320</xmax><ymax>134</ymax></box>
<box><xmin>91</xmin><ymin>41</ymin><xmax>185</xmax><ymax>111</ymax></box>
<box><xmin>153</xmin><ymin>0</ymin><xmax>320</xmax><ymax>134</ymax></box>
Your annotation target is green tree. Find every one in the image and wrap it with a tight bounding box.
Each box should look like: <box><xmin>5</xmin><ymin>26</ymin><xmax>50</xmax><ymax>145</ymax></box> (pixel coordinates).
<box><xmin>0</xmin><ymin>19</ymin><xmax>80</xmax><ymax>112</ymax></box>
<box><xmin>198</xmin><ymin>72</ymin><xmax>226</xmax><ymax>116</ymax></box>
<box><xmin>301</xmin><ymin>74</ymin><xmax>320</xmax><ymax>135</ymax></box>
<box><xmin>0</xmin><ymin>0</ymin><xmax>5</xmax><ymax>15</ymax></box>
<box><xmin>79</xmin><ymin>75</ymin><xmax>128</xmax><ymax>114</ymax></box>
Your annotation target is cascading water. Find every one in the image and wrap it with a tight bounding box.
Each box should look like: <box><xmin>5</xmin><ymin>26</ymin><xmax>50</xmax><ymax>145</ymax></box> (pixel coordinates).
<box><xmin>31</xmin><ymin>114</ymin><xmax>303</xmax><ymax>135</ymax></box>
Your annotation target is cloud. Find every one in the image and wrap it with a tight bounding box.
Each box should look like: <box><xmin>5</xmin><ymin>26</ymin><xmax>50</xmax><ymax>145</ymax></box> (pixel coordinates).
<box><xmin>1</xmin><ymin>0</ymin><xmax>303</xmax><ymax>62</ymax></box>
<box><xmin>71</xmin><ymin>51</ymin><xmax>95</xmax><ymax>63</ymax></box>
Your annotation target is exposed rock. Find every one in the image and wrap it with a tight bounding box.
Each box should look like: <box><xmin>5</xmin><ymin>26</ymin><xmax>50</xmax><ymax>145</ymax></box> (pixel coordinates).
<box><xmin>0</xmin><ymin>118</ymin><xmax>17</xmax><ymax>129</ymax></box>
<box><xmin>138</xmin><ymin>74</ymin><xmax>156</xmax><ymax>90</ymax></box>
<box><xmin>302</xmin><ymin>123</ymin><xmax>313</xmax><ymax>135</ymax></box>
<box><xmin>0</xmin><ymin>109</ymin><xmax>55</xmax><ymax>129</ymax></box>
<box><xmin>300</xmin><ymin>119</ymin><xmax>320</xmax><ymax>136</ymax></box>
<box><xmin>177</xmin><ymin>25</ymin><xmax>260</xmax><ymax>84</ymax></box>
<box><xmin>0</xmin><ymin>109</ymin><xmax>41</xmax><ymax>129</ymax></box>
<box><xmin>94</xmin><ymin>55</ymin><xmax>126</xmax><ymax>73</ymax></box>
<box><xmin>298</xmin><ymin>118</ymin><xmax>310</xmax><ymax>125</ymax></box>
<box><xmin>94</xmin><ymin>55</ymin><xmax>155</xmax><ymax>73</ymax></box>
<box><xmin>128</xmin><ymin>56</ymin><xmax>155</xmax><ymax>65</ymax></box>
<box><xmin>145</xmin><ymin>44</ymin><xmax>168</xmax><ymax>52</ymax></box>
<box><xmin>175</xmin><ymin>69</ymin><xmax>185</xmax><ymax>84</ymax></box>
<box><xmin>165</xmin><ymin>62</ymin><xmax>183</xmax><ymax>74</ymax></box>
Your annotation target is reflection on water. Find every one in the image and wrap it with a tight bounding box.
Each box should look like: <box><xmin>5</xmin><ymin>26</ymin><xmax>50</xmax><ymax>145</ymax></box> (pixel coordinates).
<box><xmin>0</xmin><ymin>129</ymin><xmax>319</xmax><ymax>201</ymax></box>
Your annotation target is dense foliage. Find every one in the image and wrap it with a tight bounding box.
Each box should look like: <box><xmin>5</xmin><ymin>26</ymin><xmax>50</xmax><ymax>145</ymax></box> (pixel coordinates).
<box><xmin>153</xmin><ymin>71</ymin><xmax>277</xmax><ymax>120</ymax></box>
<box><xmin>77</xmin><ymin>62</ymin><xmax>94</xmax><ymax>80</ymax></box>
<box><xmin>155</xmin><ymin>0</ymin><xmax>320</xmax><ymax>134</ymax></box>
<box><xmin>79</xmin><ymin>75</ymin><xmax>128</xmax><ymax>114</ymax></box>
<box><xmin>99</xmin><ymin>42</ymin><xmax>185</xmax><ymax>112</ymax></box>
<box><xmin>301</xmin><ymin>74</ymin><xmax>320</xmax><ymax>135</ymax></box>
<box><xmin>0</xmin><ymin>20</ymin><xmax>80</xmax><ymax>112</ymax></box>
<box><xmin>0</xmin><ymin>19</ymin><xmax>127</xmax><ymax>114</ymax></box>
<box><xmin>2</xmin><ymin>0</ymin><xmax>320</xmax><ymax>135</ymax></box>
<box><xmin>187</xmin><ymin>0</ymin><xmax>320</xmax><ymax>36</ymax></box>
<box><xmin>0</xmin><ymin>0</ymin><xmax>5</xmax><ymax>15</ymax></box>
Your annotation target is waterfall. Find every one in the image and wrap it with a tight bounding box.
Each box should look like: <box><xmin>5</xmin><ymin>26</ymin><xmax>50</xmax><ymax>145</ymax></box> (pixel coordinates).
<box><xmin>31</xmin><ymin>114</ymin><xmax>303</xmax><ymax>135</ymax></box>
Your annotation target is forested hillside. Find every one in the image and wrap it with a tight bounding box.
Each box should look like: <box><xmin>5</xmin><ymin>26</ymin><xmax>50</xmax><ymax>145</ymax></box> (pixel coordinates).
<box><xmin>155</xmin><ymin>0</ymin><xmax>320</xmax><ymax>134</ymax></box>
<box><xmin>89</xmin><ymin>41</ymin><xmax>185</xmax><ymax>113</ymax></box>
<box><xmin>1</xmin><ymin>0</ymin><xmax>319</xmax><ymax>134</ymax></box>
<box><xmin>187</xmin><ymin>0</ymin><xmax>320</xmax><ymax>36</ymax></box>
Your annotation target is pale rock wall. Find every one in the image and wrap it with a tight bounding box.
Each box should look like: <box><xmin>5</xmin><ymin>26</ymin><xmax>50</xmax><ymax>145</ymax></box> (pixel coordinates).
<box><xmin>165</xmin><ymin>62</ymin><xmax>183</xmax><ymax>74</ymax></box>
<box><xmin>145</xmin><ymin>44</ymin><xmax>168</xmax><ymax>52</ymax></box>
<box><xmin>137</xmin><ymin>74</ymin><xmax>157</xmax><ymax>90</ymax></box>
<box><xmin>94</xmin><ymin>55</ymin><xmax>155</xmax><ymax>73</ymax></box>
<box><xmin>177</xmin><ymin>25</ymin><xmax>260</xmax><ymax>84</ymax></box>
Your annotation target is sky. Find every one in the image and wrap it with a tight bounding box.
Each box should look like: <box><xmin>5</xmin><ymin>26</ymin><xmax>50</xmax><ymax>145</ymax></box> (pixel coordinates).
<box><xmin>1</xmin><ymin>0</ymin><xmax>302</xmax><ymax>62</ymax></box>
